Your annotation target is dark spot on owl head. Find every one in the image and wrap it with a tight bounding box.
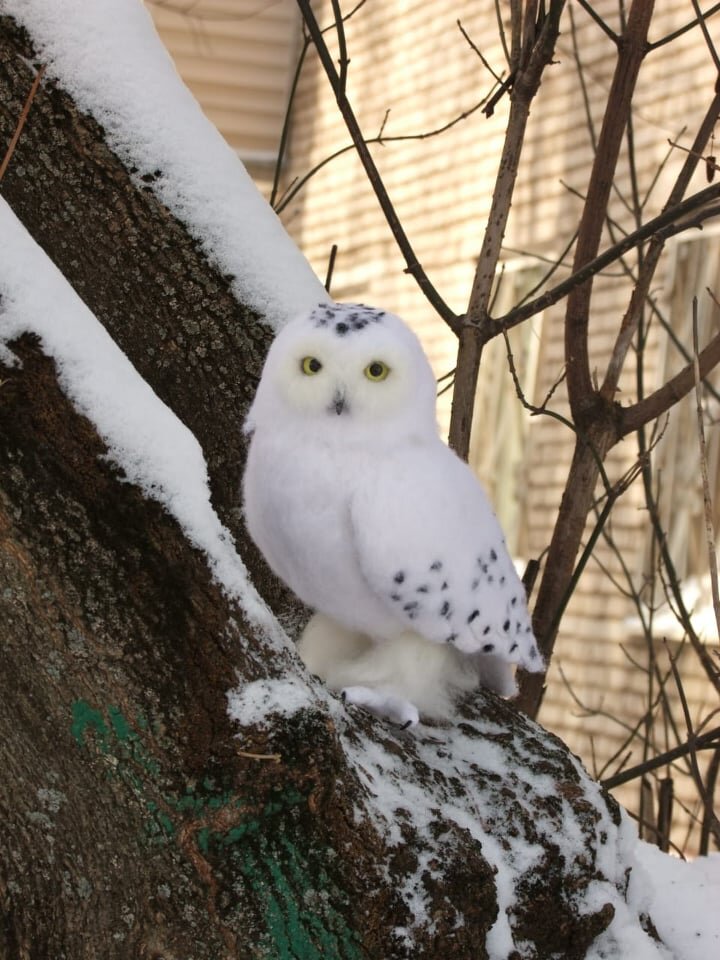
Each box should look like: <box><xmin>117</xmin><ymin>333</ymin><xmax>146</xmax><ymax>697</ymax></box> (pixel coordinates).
<box><xmin>503</xmin><ymin>619</ymin><xmax>511</xmax><ymax>632</ymax></box>
<box><xmin>509</xmin><ymin>642</ymin><xmax>519</xmax><ymax>653</ymax></box>
<box><xmin>482</xmin><ymin>643</ymin><xmax>495</xmax><ymax>653</ymax></box>
<box><xmin>430</xmin><ymin>560</ymin><xmax>443</xmax><ymax>571</ymax></box>
<box><xmin>489</xmin><ymin>549</ymin><xmax>498</xmax><ymax>562</ymax></box>
<box><xmin>471</xmin><ymin>579</ymin><xmax>480</xmax><ymax>590</ymax></box>
<box><xmin>403</xmin><ymin>601</ymin><xmax>419</xmax><ymax>613</ymax></box>
<box><xmin>440</xmin><ymin>600</ymin><xmax>451</xmax><ymax>617</ymax></box>
<box><xmin>311</xmin><ymin>303</ymin><xmax>337</xmax><ymax>327</ymax></box>
<box><xmin>416</xmin><ymin>584</ymin><xmax>430</xmax><ymax>594</ymax></box>
<box><xmin>511</xmin><ymin>596</ymin><xmax>518</xmax><ymax>606</ymax></box>
<box><xmin>394</xmin><ymin>571</ymin><xmax>405</xmax><ymax>584</ymax></box>
<box><xmin>483</xmin><ymin>625</ymin><xmax>491</xmax><ymax>635</ymax></box>
<box><xmin>335</xmin><ymin>322</ymin><xmax>349</xmax><ymax>335</ymax></box>
<box><xmin>499</xmin><ymin>576</ymin><xmax>506</xmax><ymax>585</ymax></box>
<box><xmin>467</xmin><ymin>610</ymin><xmax>480</xmax><ymax>624</ymax></box>
<box><xmin>390</xmin><ymin>593</ymin><xmax>401</xmax><ymax>602</ymax></box>
<box><xmin>529</xmin><ymin>646</ymin><xmax>538</xmax><ymax>659</ymax></box>
<box><xmin>445</xmin><ymin>632</ymin><xmax>458</xmax><ymax>643</ymax></box>
<box><xmin>441</xmin><ymin>581</ymin><xmax>449</xmax><ymax>591</ymax></box>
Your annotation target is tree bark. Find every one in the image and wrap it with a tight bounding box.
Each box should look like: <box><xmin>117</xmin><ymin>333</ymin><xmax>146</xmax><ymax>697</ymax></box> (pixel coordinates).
<box><xmin>0</xmin><ymin>13</ymin><xmax>661</xmax><ymax>959</ymax></box>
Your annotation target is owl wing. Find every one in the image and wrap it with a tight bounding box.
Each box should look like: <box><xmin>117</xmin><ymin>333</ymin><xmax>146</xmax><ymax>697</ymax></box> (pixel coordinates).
<box><xmin>349</xmin><ymin>441</ymin><xmax>543</xmax><ymax>672</ymax></box>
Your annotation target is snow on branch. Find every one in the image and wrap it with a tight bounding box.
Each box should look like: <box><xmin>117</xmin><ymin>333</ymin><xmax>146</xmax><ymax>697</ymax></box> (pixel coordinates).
<box><xmin>0</xmin><ymin>198</ymin><xmax>282</xmax><ymax>643</ymax></box>
<box><xmin>0</xmin><ymin>0</ymin><xmax>327</xmax><ymax>328</ymax></box>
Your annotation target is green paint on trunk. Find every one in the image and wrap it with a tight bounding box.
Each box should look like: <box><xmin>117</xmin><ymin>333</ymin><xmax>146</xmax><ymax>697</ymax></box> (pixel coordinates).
<box><xmin>71</xmin><ymin>700</ymin><xmax>110</xmax><ymax>751</ymax></box>
<box><xmin>70</xmin><ymin>702</ymin><xmax>362</xmax><ymax>958</ymax></box>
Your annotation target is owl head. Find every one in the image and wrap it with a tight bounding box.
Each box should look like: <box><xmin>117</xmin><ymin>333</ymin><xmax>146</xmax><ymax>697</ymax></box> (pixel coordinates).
<box><xmin>245</xmin><ymin>302</ymin><xmax>439</xmax><ymax>443</ymax></box>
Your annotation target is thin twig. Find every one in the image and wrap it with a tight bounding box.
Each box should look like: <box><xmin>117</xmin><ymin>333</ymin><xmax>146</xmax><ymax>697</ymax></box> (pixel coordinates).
<box><xmin>274</xmin><ymin>96</ymin><xmax>491</xmax><ymax>215</ymax></box>
<box><xmin>575</xmin><ymin>0</ymin><xmax>619</xmax><ymax>44</ymax></box>
<box><xmin>495</xmin><ymin>182</ymin><xmax>720</xmax><ymax>337</ymax></box>
<box><xmin>324</xmin><ymin>244</ymin><xmax>338</xmax><ymax>294</ymax></box>
<box><xmin>563</xmin><ymin>0</ymin><xmax>655</xmax><ymax>419</ymax></box>
<box><xmin>296</xmin><ymin>0</ymin><xmax>458</xmax><ymax>329</ymax></box>
<box><xmin>457</xmin><ymin>19</ymin><xmax>504</xmax><ymax>84</ymax></box>
<box><xmin>649</xmin><ymin>1</ymin><xmax>720</xmax><ymax>51</ymax></box>
<box><xmin>665</xmin><ymin>642</ymin><xmax>720</xmax><ymax>845</ymax></box>
<box><xmin>0</xmin><ymin>64</ymin><xmax>45</xmax><ymax>183</ymax></box>
<box><xmin>330</xmin><ymin>0</ymin><xmax>349</xmax><ymax>93</ymax></box>
<box><xmin>602</xmin><ymin>725</ymin><xmax>720</xmax><ymax>788</ymax></box>
<box><xmin>236</xmin><ymin>749</ymin><xmax>282</xmax><ymax>763</ymax></box>
<box><xmin>271</xmin><ymin>37</ymin><xmax>310</xmax><ymax>208</ymax></box>
<box><xmin>690</xmin><ymin>0</ymin><xmax>720</xmax><ymax>75</ymax></box>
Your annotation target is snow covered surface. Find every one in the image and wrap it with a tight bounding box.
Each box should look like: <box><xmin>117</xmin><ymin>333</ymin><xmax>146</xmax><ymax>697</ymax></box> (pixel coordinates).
<box><xmin>229</xmin><ymin>674</ymin><xmax>720</xmax><ymax>960</ymax></box>
<box><xmin>0</xmin><ymin>198</ymin><xmax>281</xmax><ymax>643</ymax></box>
<box><xmin>227</xmin><ymin>677</ymin><xmax>322</xmax><ymax>728</ymax></box>
<box><xmin>626</xmin><ymin>842</ymin><xmax>720</xmax><ymax>960</ymax></box>
<box><xmin>0</xmin><ymin>0</ymin><xmax>327</xmax><ymax>329</ymax></box>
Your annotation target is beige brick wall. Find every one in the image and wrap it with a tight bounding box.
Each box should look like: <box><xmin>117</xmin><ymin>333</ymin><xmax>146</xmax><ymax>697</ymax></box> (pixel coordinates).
<box><xmin>277</xmin><ymin>1</ymin><xmax>720</xmax><ymax>851</ymax></box>
<box><xmin>153</xmin><ymin>0</ymin><xmax>719</xmax><ymax>851</ymax></box>
<box><xmin>149</xmin><ymin>0</ymin><xmax>298</xmax><ymax>194</ymax></box>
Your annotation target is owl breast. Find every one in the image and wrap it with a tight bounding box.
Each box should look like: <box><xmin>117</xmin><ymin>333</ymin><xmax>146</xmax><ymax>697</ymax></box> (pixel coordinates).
<box><xmin>243</xmin><ymin>429</ymin><xmax>405</xmax><ymax>637</ymax></box>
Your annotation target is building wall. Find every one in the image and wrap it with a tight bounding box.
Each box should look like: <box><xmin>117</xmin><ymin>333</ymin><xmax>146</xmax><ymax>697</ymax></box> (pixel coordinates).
<box><xmin>148</xmin><ymin>0</ymin><xmax>298</xmax><ymax>194</ymax></box>
<box><xmin>151</xmin><ymin>0</ymin><xmax>719</xmax><ymax>852</ymax></box>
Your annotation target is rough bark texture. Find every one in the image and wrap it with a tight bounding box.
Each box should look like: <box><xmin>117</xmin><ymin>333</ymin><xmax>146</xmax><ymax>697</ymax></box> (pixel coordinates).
<box><xmin>0</xmin><ymin>13</ymin><xmax>650</xmax><ymax>960</ymax></box>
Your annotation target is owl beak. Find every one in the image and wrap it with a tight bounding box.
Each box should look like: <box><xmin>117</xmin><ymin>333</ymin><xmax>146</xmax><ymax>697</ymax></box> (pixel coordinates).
<box><xmin>331</xmin><ymin>388</ymin><xmax>348</xmax><ymax>416</ymax></box>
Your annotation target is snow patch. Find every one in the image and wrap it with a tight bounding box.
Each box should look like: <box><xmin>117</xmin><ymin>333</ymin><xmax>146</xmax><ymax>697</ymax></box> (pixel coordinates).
<box><xmin>1</xmin><ymin>0</ymin><xmax>328</xmax><ymax>328</ymax></box>
<box><xmin>627</xmin><ymin>842</ymin><xmax>720</xmax><ymax>960</ymax></box>
<box><xmin>226</xmin><ymin>677</ymin><xmax>319</xmax><ymax>728</ymax></box>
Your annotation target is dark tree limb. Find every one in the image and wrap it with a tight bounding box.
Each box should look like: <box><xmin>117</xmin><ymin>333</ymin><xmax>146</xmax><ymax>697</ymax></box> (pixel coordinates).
<box><xmin>448</xmin><ymin>0</ymin><xmax>566</xmax><ymax>457</ymax></box>
<box><xmin>564</xmin><ymin>0</ymin><xmax>655</xmax><ymax>425</ymax></box>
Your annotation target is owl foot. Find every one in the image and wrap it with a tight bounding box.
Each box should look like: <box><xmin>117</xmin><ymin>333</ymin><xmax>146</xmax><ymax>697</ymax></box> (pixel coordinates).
<box><xmin>341</xmin><ymin>686</ymin><xmax>419</xmax><ymax>728</ymax></box>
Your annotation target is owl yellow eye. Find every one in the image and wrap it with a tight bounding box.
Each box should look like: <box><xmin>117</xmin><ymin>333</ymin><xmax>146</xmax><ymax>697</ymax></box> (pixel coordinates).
<box><xmin>301</xmin><ymin>356</ymin><xmax>323</xmax><ymax>375</ymax></box>
<box><xmin>364</xmin><ymin>360</ymin><xmax>390</xmax><ymax>381</ymax></box>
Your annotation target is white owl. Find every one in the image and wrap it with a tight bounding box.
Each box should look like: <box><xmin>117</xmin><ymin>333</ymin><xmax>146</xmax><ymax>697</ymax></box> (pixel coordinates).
<box><xmin>243</xmin><ymin>302</ymin><xmax>543</xmax><ymax>726</ymax></box>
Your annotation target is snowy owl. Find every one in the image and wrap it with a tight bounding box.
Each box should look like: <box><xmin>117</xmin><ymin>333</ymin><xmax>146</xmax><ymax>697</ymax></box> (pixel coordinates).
<box><xmin>243</xmin><ymin>302</ymin><xmax>543</xmax><ymax>726</ymax></box>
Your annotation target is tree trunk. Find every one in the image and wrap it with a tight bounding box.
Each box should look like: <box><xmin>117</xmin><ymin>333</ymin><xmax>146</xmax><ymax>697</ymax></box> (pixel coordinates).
<box><xmin>0</xmin><ymin>13</ymin><xmax>661</xmax><ymax>959</ymax></box>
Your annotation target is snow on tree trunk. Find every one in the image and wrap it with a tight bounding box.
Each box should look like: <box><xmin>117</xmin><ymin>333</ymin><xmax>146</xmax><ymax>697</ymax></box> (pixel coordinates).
<box><xmin>0</xmin><ymin>8</ymin><xmax>693</xmax><ymax>959</ymax></box>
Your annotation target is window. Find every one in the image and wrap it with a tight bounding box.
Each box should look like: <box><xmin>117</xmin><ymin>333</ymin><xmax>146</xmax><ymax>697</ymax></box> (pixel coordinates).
<box><xmin>468</xmin><ymin>262</ymin><xmax>544</xmax><ymax>558</ymax></box>
<box><xmin>643</xmin><ymin>231</ymin><xmax>720</xmax><ymax>634</ymax></box>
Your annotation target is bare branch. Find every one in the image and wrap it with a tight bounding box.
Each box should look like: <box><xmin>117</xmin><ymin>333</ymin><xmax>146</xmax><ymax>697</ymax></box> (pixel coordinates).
<box><xmin>493</xmin><ymin>0</ymin><xmax>512</xmax><ymax>70</ymax></box>
<box><xmin>564</xmin><ymin>0</ymin><xmax>655</xmax><ymax>423</ymax></box>
<box><xmin>271</xmin><ymin>36</ymin><xmax>310</xmax><ymax>209</ymax></box>
<box><xmin>602</xmin><ymin>726</ymin><xmax>720</xmax><ymax>789</ymax></box>
<box><xmin>689</xmin><ymin>0</ymin><xmax>720</xmax><ymax>74</ymax></box>
<box><xmin>274</xmin><ymin>97</ymin><xmax>490</xmax><ymax>214</ymax></box>
<box><xmin>449</xmin><ymin>0</ymin><xmax>566</xmax><ymax>457</ymax></box>
<box><xmin>457</xmin><ymin>19</ymin><xmax>504</xmax><ymax>85</ymax></box>
<box><xmin>574</xmin><ymin>0</ymin><xmax>619</xmax><ymax>44</ymax></box>
<box><xmin>666</xmin><ymin>644</ymin><xmax>720</xmax><ymax>846</ymax></box>
<box><xmin>621</xmin><ymin>328</ymin><xmax>720</xmax><ymax>437</ymax></box>
<box><xmin>324</xmin><ymin>243</ymin><xmax>338</xmax><ymax>294</ymax></box>
<box><xmin>295</xmin><ymin>0</ymin><xmax>458</xmax><ymax>329</ymax></box>
<box><xmin>0</xmin><ymin>63</ymin><xmax>44</xmax><ymax>183</ymax></box>
<box><xmin>649</xmin><ymin>1</ymin><xmax>720</xmax><ymax>50</ymax></box>
<box><xmin>601</xmin><ymin>90</ymin><xmax>720</xmax><ymax>402</ymax></box>
<box><xmin>330</xmin><ymin>0</ymin><xmax>349</xmax><ymax>93</ymax></box>
<box><xmin>495</xmin><ymin>183</ymin><xmax>720</xmax><ymax>336</ymax></box>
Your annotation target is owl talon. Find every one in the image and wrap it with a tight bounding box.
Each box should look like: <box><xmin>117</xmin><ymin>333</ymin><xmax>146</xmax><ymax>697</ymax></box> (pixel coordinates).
<box><xmin>341</xmin><ymin>685</ymin><xmax>419</xmax><ymax>728</ymax></box>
